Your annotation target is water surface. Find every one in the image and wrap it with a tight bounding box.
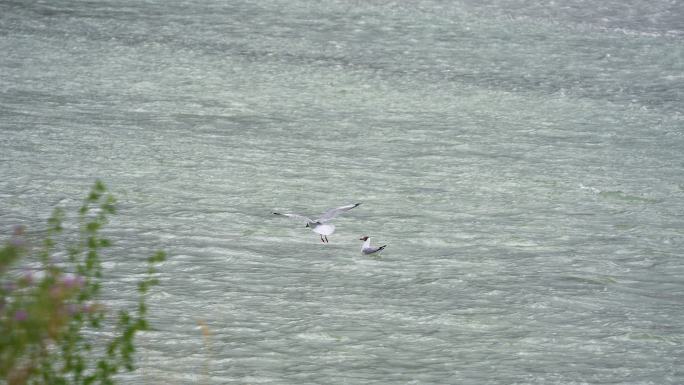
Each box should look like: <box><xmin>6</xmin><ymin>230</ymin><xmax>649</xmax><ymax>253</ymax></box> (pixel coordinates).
<box><xmin>1</xmin><ymin>0</ymin><xmax>683</xmax><ymax>383</ymax></box>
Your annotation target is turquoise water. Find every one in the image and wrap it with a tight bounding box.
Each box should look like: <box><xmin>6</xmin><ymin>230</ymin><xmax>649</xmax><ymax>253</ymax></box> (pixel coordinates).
<box><xmin>1</xmin><ymin>1</ymin><xmax>683</xmax><ymax>383</ymax></box>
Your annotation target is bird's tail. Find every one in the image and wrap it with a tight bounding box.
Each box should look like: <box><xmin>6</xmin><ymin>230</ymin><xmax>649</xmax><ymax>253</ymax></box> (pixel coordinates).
<box><xmin>378</xmin><ymin>245</ymin><xmax>387</xmax><ymax>251</ymax></box>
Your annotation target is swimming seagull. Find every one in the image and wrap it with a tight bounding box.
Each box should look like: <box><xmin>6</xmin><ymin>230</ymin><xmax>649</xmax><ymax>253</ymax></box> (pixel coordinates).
<box><xmin>273</xmin><ymin>203</ymin><xmax>361</xmax><ymax>243</ymax></box>
<box><xmin>359</xmin><ymin>236</ymin><xmax>387</xmax><ymax>254</ymax></box>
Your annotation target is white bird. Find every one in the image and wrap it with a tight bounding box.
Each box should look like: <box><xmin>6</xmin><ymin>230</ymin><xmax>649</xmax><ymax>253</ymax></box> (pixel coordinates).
<box><xmin>273</xmin><ymin>203</ymin><xmax>361</xmax><ymax>243</ymax></box>
<box><xmin>359</xmin><ymin>236</ymin><xmax>387</xmax><ymax>254</ymax></box>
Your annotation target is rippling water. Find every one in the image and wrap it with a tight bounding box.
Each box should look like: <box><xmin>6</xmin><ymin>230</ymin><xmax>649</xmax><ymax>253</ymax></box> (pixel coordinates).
<box><xmin>1</xmin><ymin>0</ymin><xmax>683</xmax><ymax>383</ymax></box>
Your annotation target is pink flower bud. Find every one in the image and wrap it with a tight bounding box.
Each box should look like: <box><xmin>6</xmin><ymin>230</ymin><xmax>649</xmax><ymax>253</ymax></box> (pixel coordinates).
<box><xmin>50</xmin><ymin>285</ymin><xmax>63</xmax><ymax>298</ymax></box>
<box><xmin>2</xmin><ymin>282</ymin><xmax>16</xmax><ymax>292</ymax></box>
<box><xmin>12</xmin><ymin>225</ymin><xmax>25</xmax><ymax>236</ymax></box>
<box><xmin>20</xmin><ymin>270</ymin><xmax>33</xmax><ymax>285</ymax></box>
<box><xmin>10</xmin><ymin>237</ymin><xmax>26</xmax><ymax>248</ymax></box>
<box><xmin>10</xmin><ymin>226</ymin><xmax>26</xmax><ymax>248</ymax></box>
<box><xmin>66</xmin><ymin>303</ymin><xmax>79</xmax><ymax>315</ymax></box>
<box><xmin>62</xmin><ymin>275</ymin><xmax>85</xmax><ymax>289</ymax></box>
<box><xmin>14</xmin><ymin>309</ymin><xmax>28</xmax><ymax>321</ymax></box>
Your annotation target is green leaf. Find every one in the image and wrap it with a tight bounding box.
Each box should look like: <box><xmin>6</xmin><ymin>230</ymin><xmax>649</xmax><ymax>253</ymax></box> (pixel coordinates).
<box><xmin>94</xmin><ymin>180</ymin><xmax>106</xmax><ymax>193</ymax></box>
<box><xmin>47</xmin><ymin>208</ymin><xmax>65</xmax><ymax>232</ymax></box>
<box><xmin>102</xmin><ymin>195</ymin><xmax>117</xmax><ymax>214</ymax></box>
<box><xmin>86</xmin><ymin>222</ymin><xmax>101</xmax><ymax>233</ymax></box>
<box><xmin>137</xmin><ymin>281</ymin><xmax>148</xmax><ymax>293</ymax></box>
<box><xmin>147</xmin><ymin>251</ymin><xmax>167</xmax><ymax>264</ymax></box>
<box><xmin>88</xmin><ymin>191</ymin><xmax>101</xmax><ymax>202</ymax></box>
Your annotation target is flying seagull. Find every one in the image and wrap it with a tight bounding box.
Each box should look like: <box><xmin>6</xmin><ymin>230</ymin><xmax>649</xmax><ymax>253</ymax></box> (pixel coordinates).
<box><xmin>359</xmin><ymin>236</ymin><xmax>387</xmax><ymax>254</ymax></box>
<box><xmin>273</xmin><ymin>203</ymin><xmax>361</xmax><ymax>243</ymax></box>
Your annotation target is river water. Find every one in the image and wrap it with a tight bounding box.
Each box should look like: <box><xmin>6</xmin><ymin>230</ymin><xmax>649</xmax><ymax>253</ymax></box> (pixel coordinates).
<box><xmin>1</xmin><ymin>0</ymin><xmax>683</xmax><ymax>384</ymax></box>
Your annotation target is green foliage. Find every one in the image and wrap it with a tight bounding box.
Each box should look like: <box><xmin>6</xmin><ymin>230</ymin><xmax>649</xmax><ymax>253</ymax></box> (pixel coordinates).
<box><xmin>0</xmin><ymin>181</ymin><xmax>165</xmax><ymax>385</ymax></box>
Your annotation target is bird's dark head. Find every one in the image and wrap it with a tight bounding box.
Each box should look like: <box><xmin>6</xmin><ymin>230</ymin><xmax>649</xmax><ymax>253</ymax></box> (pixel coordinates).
<box><xmin>359</xmin><ymin>236</ymin><xmax>369</xmax><ymax>241</ymax></box>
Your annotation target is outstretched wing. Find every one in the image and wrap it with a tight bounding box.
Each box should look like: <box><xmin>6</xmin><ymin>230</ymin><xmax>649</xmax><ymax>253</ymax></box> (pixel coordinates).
<box><xmin>272</xmin><ymin>212</ymin><xmax>314</xmax><ymax>223</ymax></box>
<box><xmin>316</xmin><ymin>203</ymin><xmax>361</xmax><ymax>223</ymax></box>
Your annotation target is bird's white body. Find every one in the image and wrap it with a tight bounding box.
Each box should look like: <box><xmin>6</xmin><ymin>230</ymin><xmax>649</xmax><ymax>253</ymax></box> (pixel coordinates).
<box><xmin>361</xmin><ymin>237</ymin><xmax>372</xmax><ymax>253</ymax></box>
<box><xmin>312</xmin><ymin>223</ymin><xmax>335</xmax><ymax>236</ymax></box>
<box><xmin>359</xmin><ymin>236</ymin><xmax>387</xmax><ymax>254</ymax></box>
